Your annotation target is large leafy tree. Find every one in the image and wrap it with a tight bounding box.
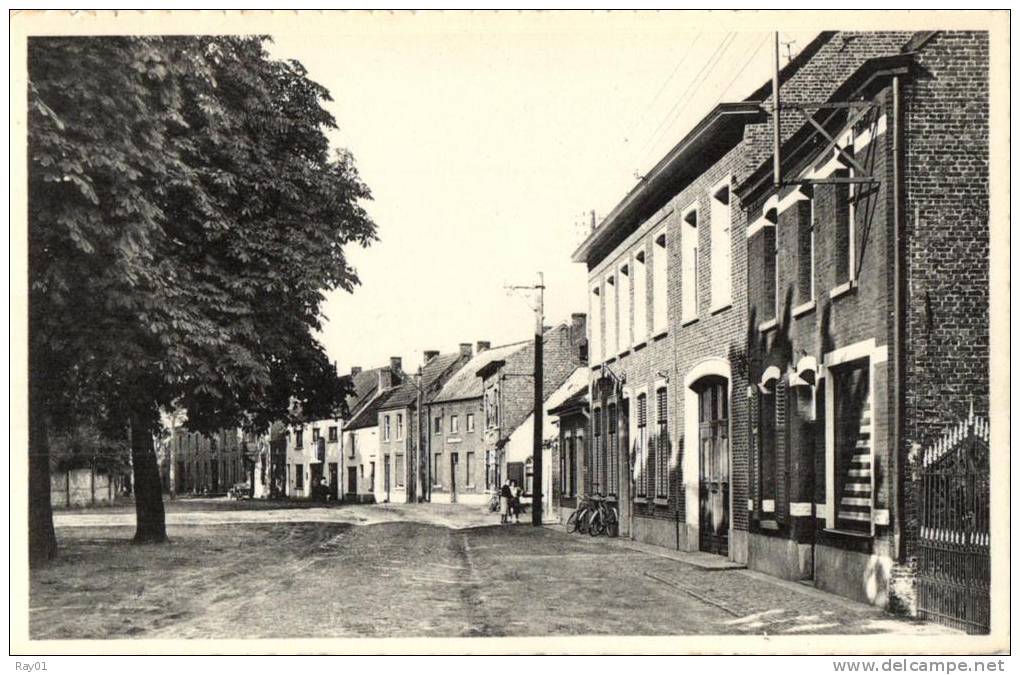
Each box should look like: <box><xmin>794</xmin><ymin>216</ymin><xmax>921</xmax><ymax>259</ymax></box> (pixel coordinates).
<box><xmin>28</xmin><ymin>36</ymin><xmax>376</xmax><ymax>563</ymax></box>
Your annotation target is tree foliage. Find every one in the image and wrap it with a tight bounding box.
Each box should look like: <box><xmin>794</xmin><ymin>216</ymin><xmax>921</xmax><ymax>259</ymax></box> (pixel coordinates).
<box><xmin>28</xmin><ymin>35</ymin><xmax>377</xmax><ymax>552</ymax></box>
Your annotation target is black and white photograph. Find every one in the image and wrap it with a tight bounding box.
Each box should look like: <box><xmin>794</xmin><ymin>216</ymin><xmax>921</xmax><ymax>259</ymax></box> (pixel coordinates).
<box><xmin>10</xmin><ymin>9</ymin><xmax>1010</xmax><ymax>658</ymax></box>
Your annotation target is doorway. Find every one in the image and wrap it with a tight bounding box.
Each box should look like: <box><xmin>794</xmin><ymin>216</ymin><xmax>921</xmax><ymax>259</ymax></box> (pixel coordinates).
<box><xmin>329</xmin><ymin>463</ymin><xmax>339</xmax><ymax>500</ymax></box>
<box><xmin>450</xmin><ymin>453</ymin><xmax>459</xmax><ymax>503</ymax></box>
<box><xmin>697</xmin><ymin>377</ymin><xmax>729</xmax><ymax>556</ymax></box>
<box><xmin>346</xmin><ymin>466</ymin><xmax>358</xmax><ymax>496</ymax></box>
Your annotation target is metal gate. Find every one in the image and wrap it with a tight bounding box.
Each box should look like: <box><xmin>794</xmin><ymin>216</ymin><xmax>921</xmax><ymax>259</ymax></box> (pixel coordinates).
<box><xmin>917</xmin><ymin>412</ymin><xmax>990</xmax><ymax>634</ymax></box>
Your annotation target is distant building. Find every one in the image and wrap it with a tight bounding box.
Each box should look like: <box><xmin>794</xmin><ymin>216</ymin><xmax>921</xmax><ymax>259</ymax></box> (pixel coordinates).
<box><xmin>427</xmin><ymin>340</ymin><xmax>530</xmax><ymax>504</ymax></box>
<box><xmin>374</xmin><ymin>347</ymin><xmax>470</xmax><ymax>503</ymax></box>
<box><xmin>477</xmin><ymin>316</ymin><xmax>588</xmax><ymax>503</ymax></box>
<box><xmin>339</xmin><ymin>359</ymin><xmax>405</xmax><ymax>502</ymax></box>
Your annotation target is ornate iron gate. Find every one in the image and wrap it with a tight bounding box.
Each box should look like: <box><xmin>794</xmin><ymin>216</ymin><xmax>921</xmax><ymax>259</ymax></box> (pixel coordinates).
<box><xmin>917</xmin><ymin>412</ymin><xmax>990</xmax><ymax>634</ymax></box>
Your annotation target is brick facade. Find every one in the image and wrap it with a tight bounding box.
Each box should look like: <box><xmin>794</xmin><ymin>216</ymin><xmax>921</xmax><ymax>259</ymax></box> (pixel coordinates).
<box><xmin>570</xmin><ymin>30</ymin><xmax>988</xmax><ymax>613</ymax></box>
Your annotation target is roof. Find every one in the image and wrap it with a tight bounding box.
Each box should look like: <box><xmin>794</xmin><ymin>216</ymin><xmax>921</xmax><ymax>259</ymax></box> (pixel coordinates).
<box><xmin>345</xmin><ymin>388</ymin><xmax>391</xmax><ymax>430</ymax></box>
<box><xmin>376</xmin><ymin>351</ymin><xmax>466</xmax><ymax>411</ymax></box>
<box><xmin>341</xmin><ymin>365</ymin><xmax>404</xmax><ymax>430</ymax></box>
<box><xmin>549</xmin><ymin>385</ymin><xmax>589</xmax><ymax>417</ymax></box>
<box><xmin>571</xmin><ymin>101</ymin><xmax>766</xmax><ymax>266</ymax></box>
<box><xmin>735</xmin><ymin>52</ymin><xmax>916</xmax><ymax>205</ymax></box>
<box><xmin>570</xmin><ymin>33</ymin><xmax>840</xmax><ymax>269</ymax></box>
<box><xmin>503</xmin><ymin>368</ymin><xmax>589</xmax><ymax>463</ymax></box>
<box><xmin>430</xmin><ymin>340</ymin><xmax>529</xmax><ymax>404</ymax></box>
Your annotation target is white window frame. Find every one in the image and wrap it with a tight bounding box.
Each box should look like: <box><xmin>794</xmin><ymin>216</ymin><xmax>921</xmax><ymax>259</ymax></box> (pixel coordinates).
<box><xmin>821</xmin><ymin>339</ymin><xmax>887</xmax><ymax>535</ymax></box>
<box><xmin>466</xmin><ymin>413</ymin><xmax>475</xmax><ymax>432</ymax></box>
<box><xmin>652</xmin><ymin>227</ymin><xmax>668</xmax><ymax>336</ymax></box>
<box><xmin>681</xmin><ymin>204</ymin><xmax>699</xmax><ymax>324</ymax></box>
<box><xmin>382</xmin><ymin>415</ymin><xmax>390</xmax><ymax>442</ymax></box>
<box><xmin>450</xmin><ymin>414</ymin><xmax>459</xmax><ymax>435</ymax></box>
<box><xmin>633</xmin><ymin>248</ymin><xmax>648</xmax><ymax>346</ymax></box>
<box><xmin>604</xmin><ymin>273</ymin><xmax>617</xmax><ymax>357</ymax></box>
<box><xmin>709</xmin><ymin>177</ymin><xmax>732</xmax><ymax>313</ymax></box>
<box><xmin>396</xmin><ymin>413</ymin><xmax>403</xmax><ymax>441</ymax></box>
<box><xmin>618</xmin><ymin>262</ymin><xmax>631</xmax><ymax>354</ymax></box>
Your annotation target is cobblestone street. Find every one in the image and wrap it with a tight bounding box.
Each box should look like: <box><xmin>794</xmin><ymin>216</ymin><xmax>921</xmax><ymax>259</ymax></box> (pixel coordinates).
<box><xmin>30</xmin><ymin>501</ymin><xmax>953</xmax><ymax>639</ymax></box>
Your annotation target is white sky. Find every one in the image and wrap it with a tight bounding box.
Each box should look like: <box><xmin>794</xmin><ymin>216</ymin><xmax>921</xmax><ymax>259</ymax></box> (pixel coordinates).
<box><xmin>267</xmin><ymin>15</ymin><xmax>818</xmax><ymax>375</ymax></box>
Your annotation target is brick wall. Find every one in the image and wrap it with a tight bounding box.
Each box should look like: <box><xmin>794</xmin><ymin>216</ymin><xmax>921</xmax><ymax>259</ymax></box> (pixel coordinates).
<box><xmin>898</xmin><ymin>31</ymin><xmax>990</xmax><ymax>605</ymax></box>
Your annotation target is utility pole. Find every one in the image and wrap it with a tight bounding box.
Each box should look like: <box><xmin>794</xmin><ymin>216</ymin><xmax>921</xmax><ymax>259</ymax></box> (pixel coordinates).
<box><xmin>532</xmin><ymin>272</ymin><xmax>544</xmax><ymax>526</ymax></box>
<box><xmin>506</xmin><ymin>272</ymin><xmax>546</xmax><ymax>526</ymax></box>
<box><xmin>772</xmin><ymin>30</ymin><xmax>782</xmax><ymax>188</ymax></box>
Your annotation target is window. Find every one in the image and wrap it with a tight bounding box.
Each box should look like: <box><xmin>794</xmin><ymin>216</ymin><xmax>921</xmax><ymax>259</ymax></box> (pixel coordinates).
<box><xmin>710</xmin><ymin>181</ymin><xmax>732</xmax><ymax>310</ymax></box>
<box><xmin>607</xmin><ymin>404</ymin><xmax>619</xmax><ymax>497</ymax></box>
<box><xmin>759</xmin><ymin>211</ymin><xmax>778</xmax><ymax>324</ymax></box>
<box><xmin>450</xmin><ymin>415</ymin><xmax>459</xmax><ymax>434</ymax></box>
<box><xmin>466</xmin><ymin>413</ymin><xmax>475</xmax><ymax>432</ymax></box>
<box><xmin>831</xmin><ymin>360</ymin><xmax>872</xmax><ymax>533</ymax></box>
<box><xmin>618</xmin><ymin>263</ymin><xmax>631</xmax><ymax>352</ymax></box>
<box><xmin>328</xmin><ymin>426</ymin><xmax>338</xmax><ymax>442</ymax></box>
<box><xmin>655</xmin><ymin>387</ymin><xmax>669</xmax><ymax>498</ymax></box>
<box><xmin>396</xmin><ymin>413</ymin><xmax>403</xmax><ymax>440</ymax></box>
<box><xmin>525</xmin><ymin>457</ymin><xmax>534</xmax><ymax>496</ymax></box>
<box><xmin>312</xmin><ymin>427</ymin><xmax>321</xmax><ymax>441</ymax></box>
<box><xmin>834</xmin><ymin>161</ymin><xmax>855</xmax><ymax>286</ymax></box>
<box><xmin>797</xmin><ymin>190</ymin><xmax>816</xmax><ymax>305</ymax></box>
<box><xmin>484</xmin><ymin>385</ymin><xmax>498</xmax><ymax>429</ymax></box>
<box><xmin>633</xmin><ymin>250</ymin><xmax>648</xmax><ymax>345</ymax></box>
<box><xmin>295</xmin><ymin>429</ymin><xmax>304</xmax><ymax>448</ymax></box>
<box><xmin>681</xmin><ymin>207</ymin><xmax>698</xmax><ymax>323</ymax></box>
<box><xmin>636</xmin><ymin>393</ymin><xmax>648</xmax><ymax>497</ymax></box>
<box><xmin>369</xmin><ymin>462</ymin><xmax>375</xmax><ymax>493</ymax></box>
<box><xmin>295</xmin><ymin>464</ymin><xmax>304</xmax><ymax>490</ymax></box>
<box><xmin>434</xmin><ymin>415</ymin><xmax>442</xmax><ymax>435</ymax></box>
<box><xmin>590</xmin><ymin>285</ymin><xmax>602</xmax><ymax>363</ymax></box>
<box><xmin>433</xmin><ymin>453</ymin><xmax>442</xmax><ymax>487</ymax></box>
<box><xmin>382</xmin><ymin>414</ymin><xmax>391</xmax><ymax>441</ymax></box>
<box><xmin>465</xmin><ymin>452</ymin><xmax>475</xmax><ymax>487</ymax></box>
<box><xmin>604</xmin><ymin>274</ymin><xmax>617</xmax><ymax>356</ymax></box>
<box><xmin>758</xmin><ymin>378</ymin><xmax>777</xmax><ymax>513</ymax></box>
<box><xmin>560</xmin><ymin>435</ymin><xmax>570</xmax><ymax>495</ymax></box>
<box><xmin>652</xmin><ymin>230</ymin><xmax>668</xmax><ymax>335</ymax></box>
<box><xmin>395</xmin><ymin>454</ymin><xmax>405</xmax><ymax>487</ymax></box>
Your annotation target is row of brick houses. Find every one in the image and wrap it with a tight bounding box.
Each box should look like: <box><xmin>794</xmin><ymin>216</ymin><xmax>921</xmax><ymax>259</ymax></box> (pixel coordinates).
<box><xmin>552</xmin><ymin>30</ymin><xmax>989</xmax><ymax>622</ymax></box>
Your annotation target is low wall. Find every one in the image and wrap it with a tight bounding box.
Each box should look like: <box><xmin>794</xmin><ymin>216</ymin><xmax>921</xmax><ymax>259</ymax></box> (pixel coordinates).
<box><xmin>51</xmin><ymin>468</ymin><xmax>119</xmax><ymax>508</ymax></box>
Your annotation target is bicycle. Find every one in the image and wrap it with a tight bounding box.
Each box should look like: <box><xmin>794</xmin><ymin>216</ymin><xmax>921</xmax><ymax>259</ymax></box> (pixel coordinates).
<box><xmin>588</xmin><ymin>495</ymin><xmax>619</xmax><ymax>537</ymax></box>
<box><xmin>566</xmin><ymin>495</ymin><xmax>595</xmax><ymax>534</ymax></box>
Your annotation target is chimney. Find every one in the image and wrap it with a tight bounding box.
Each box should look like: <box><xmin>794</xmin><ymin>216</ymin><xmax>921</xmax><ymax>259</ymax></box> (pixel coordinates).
<box><xmin>476</xmin><ymin>341</ymin><xmax>490</xmax><ymax>353</ymax></box>
<box><xmin>351</xmin><ymin>366</ymin><xmax>362</xmax><ymax>376</ymax></box>
<box><xmin>459</xmin><ymin>343</ymin><xmax>473</xmax><ymax>357</ymax></box>
<box><xmin>390</xmin><ymin>356</ymin><xmax>402</xmax><ymax>374</ymax></box>
<box><xmin>424</xmin><ymin>350</ymin><xmax>439</xmax><ymax>363</ymax></box>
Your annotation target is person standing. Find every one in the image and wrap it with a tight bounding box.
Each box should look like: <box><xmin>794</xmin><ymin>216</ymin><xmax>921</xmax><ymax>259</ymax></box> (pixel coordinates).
<box><xmin>512</xmin><ymin>479</ymin><xmax>523</xmax><ymax>524</ymax></box>
<box><xmin>500</xmin><ymin>479</ymin><xmax>512</xmax><ymax>524</ymax></box>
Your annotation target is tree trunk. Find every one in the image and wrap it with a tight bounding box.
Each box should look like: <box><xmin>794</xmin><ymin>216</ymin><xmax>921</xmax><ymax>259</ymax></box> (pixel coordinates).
<box><xmin>28</xmin><ymin>389</ymin><xmax>57</xmax><ymax>566</ymax></box>
<box><xmin>130</xmin><ymin>412</ymin><xmax>168</xmax><ymax>544</ymax></box>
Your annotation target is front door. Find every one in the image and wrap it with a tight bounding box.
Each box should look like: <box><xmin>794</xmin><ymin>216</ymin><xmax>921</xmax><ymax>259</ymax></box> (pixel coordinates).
<box><xmin>698</xmin><ymin>378</ymin><xmax>730</xmax><ymax>556</ymax></box>
<box><xmin>450</xmin><ymin>453</ymin><xmax>459</xmax><ymax>503</ymax></box>
<box><xmin>211</xmin><ymin>460</ymin><xmax>220</xmax><ymax>493</ymax></box>
<box><xmin>329</xmin><ymin>463</ymin><xmax>339</xmax><ymax>500</ymax></box>
<box><xmin>346</xmin><ymin>466</ymin><xmax>358</xmax><ymax>495</ymax></box>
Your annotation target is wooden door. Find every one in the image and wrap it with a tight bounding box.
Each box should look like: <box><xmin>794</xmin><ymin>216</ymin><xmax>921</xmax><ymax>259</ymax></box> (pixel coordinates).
<box><xmin>329</xmin><ymin>463</ymin><xmax>339</xmax><ymax>500</ymax></box>
<box><xmin>698</xmin><ymin>378</ymin><xmax>730</xmax><ymax>556</ymax></box>
<box><xmin>347</xmin><ymin>467</ymin><xmax>357</xmax><ymax>495</ymax></box>
<box><xmin>450</xmin><ymin>453</ymin><xmax>459</xmax><ymax>503</ymax></box>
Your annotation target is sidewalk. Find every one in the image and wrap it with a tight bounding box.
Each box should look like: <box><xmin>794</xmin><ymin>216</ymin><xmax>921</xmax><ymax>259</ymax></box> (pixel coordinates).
<box><xmin>544</xmin><ymin>523</ymin><xmax>958</xmax><ymax>635</ymax></box>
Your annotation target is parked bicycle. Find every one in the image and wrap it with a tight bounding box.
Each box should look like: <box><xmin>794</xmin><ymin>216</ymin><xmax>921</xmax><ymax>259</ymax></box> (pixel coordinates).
<box><xmin>566</xmin><ymin>492</ymin><xmax>618</xmax><ymax>537</ymax></box>
<box><xmin>566</xmin><ymin>494</ymin><xmax>595</xmax><ymax>534</ymax></box>
<box><xmin>588</xmin><ymin>496</ymin><xmax>619</xmax><ymax>538</ymax></box>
